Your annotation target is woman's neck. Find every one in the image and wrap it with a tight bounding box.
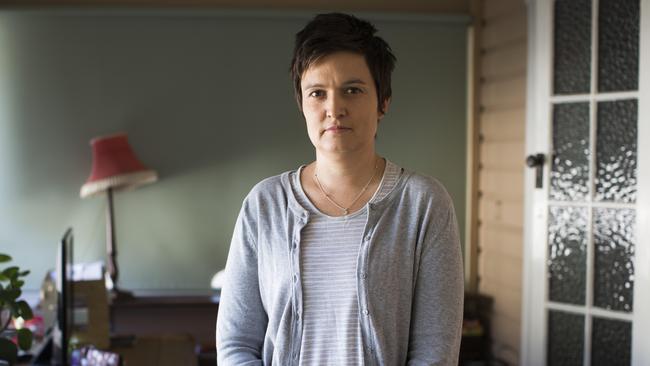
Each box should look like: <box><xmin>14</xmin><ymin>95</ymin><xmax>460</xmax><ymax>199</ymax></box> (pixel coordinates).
<box><xmin>313</xmin><ymin>151</ymin><xmax>380</xmax><ymax>192</ymax></box>
<box><xmin>299</xmin><ymin>150</ymin><xmax>386</xmax><ymax>217</ymax></box>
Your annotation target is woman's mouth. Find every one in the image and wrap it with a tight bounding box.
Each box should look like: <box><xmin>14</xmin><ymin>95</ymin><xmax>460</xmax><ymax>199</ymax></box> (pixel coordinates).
<box><xmin>325</xmin><ymin>126</ymin><xmax>352</xmax><ymax>133</ymax></box>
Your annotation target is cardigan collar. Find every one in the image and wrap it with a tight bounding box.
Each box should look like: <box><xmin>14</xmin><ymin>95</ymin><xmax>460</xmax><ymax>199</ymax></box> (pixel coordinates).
<box><xmin>280</xmin><ymin>161</ymin><xmax>413</xmax><ymax>219</ymax></box>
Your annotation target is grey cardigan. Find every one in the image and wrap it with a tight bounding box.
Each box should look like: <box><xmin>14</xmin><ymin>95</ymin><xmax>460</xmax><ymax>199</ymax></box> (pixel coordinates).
<box><xmin>216</xmin><ymin>167</ymin><xmax>464</xmax><ymax>366</ymax></box>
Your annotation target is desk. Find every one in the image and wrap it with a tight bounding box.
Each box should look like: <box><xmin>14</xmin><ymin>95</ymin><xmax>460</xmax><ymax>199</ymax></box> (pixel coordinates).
<box><xmin>110</xmin><ymin>294</ymin><xmax>220</xmax><ymax>365</ymax></box>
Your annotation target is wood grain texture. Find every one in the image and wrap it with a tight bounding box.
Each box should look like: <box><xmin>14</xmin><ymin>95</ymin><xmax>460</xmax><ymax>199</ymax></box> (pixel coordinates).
<box><xmin>483</xmin><ymin>0</ymin><xmax>525</xmax><ymax>20</ymax></box>
<box><xmin>479</xmin><ymin>140</ymin><xmax>525</xmax><ymax>170</ymax></box>
<box><xmin>480</xmin><ymin>278</ymin><xmax>523</xmax><ymax>322</ymax></box>
<box><xmin>482</xmin><ymin>8</ymin><xmax>527</xmax><ymax>50</ymax></box>
<box><xmin>480</xmin><ymin>107</ymin><xmax>526</xmax><ymax>141</ymax></box>
<box><xmin>480</xmin><ymin>75</ymin><xmax>527</xmax><ymax>110</ymax></box>
<box><xmin>475</xmin><ymin>2</ymin><xmax>527</xmax><ymax>363</ymax></box>
<box><xmin>479</xmin><ymin>169</ymin><xmax>524</xmax><ymax>201</ymax></box>
<box><xmin>479</xmin><ymin>227</ymin><xmax>524</xmax><ymax>260</ymax></box>
<box><xmin>481</xmin><ymin>42</ymin><xmax>527</xmax><ymax>81</ymax></box>
<box><xmin>465</xmin><ymin>0</ymin><xmax>484</xmax><ymax>293</ymax></box>
<box><xmin>479</xmin><ymin>197</ymin><xmax>523</xmax><ymax>229</ymax></box>
<box><xmin>479</xmin><ymin>250</ymin><xmax>523</xmax><ymax>291</ymax></box>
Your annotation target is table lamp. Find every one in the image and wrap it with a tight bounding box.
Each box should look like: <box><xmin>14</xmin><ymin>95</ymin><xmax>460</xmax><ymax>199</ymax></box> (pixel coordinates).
<box><xmin>80</xmin><ymin>133</ymin><xmax>157</xmax><ymax>298</ymax></box>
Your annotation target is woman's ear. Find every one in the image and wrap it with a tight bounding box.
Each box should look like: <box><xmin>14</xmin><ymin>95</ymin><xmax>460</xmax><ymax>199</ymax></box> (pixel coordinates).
<box><xmin>378</xmin><ymin>98</ymin><xmax>391</xmax><ymax>120</ymax></box>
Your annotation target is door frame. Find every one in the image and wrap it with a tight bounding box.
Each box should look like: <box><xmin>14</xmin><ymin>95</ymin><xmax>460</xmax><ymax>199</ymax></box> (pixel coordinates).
<box><xmin>521</xmin><ymin>0</ymin><xmax>650</xmax><ymax>365</ymax></box>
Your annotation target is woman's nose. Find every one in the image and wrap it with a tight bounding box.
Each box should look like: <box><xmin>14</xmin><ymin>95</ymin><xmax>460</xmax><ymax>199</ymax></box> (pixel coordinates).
<box><xmin>325</xmin><ymin>94</ymin><xmax>347</xmax><ymax>119</ymax></box>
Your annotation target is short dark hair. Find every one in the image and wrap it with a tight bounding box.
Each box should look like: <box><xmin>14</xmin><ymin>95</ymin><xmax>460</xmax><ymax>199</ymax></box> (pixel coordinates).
<box><xmin>290</xmin><ymin>13</ymin><xmax>396</xmax><ymax>114</ymax></box>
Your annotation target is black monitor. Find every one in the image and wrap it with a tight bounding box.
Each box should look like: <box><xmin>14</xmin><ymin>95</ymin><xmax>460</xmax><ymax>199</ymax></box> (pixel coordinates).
<box><xmin>54</xmin><ymin>227</ymin><xmax>74</xmax><ymax>366</ymax></box>
<box><xmin>29</xmin><ymin>228</ymin><xmax>75</xmax><ymax>366</ymax></box>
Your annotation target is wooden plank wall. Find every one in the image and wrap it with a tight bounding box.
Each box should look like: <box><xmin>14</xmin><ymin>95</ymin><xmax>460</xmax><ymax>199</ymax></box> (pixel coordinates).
<box><xmin>476</xmin><ymin>0</ymin><xmax>527</xmax><ymax>364</ymax></box>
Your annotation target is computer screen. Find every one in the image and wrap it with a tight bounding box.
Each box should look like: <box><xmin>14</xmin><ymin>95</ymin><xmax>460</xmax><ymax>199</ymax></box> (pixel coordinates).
<box><xmin>54</xmin><ymin>227</ymin><xmax>74</xmax><ymax>366</ymax></box>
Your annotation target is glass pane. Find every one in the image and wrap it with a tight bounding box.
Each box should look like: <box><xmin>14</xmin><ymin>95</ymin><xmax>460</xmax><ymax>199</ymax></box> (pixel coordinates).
<box><xmin>553</xmin><ymin>0</ymin><xmax>592</xmax><ymax>94</ymax></box>
<box><xmin>595</xmin><ymin>100</ymin><xmax>638</xmax><ymax>203</ymax></box>
<box><xmin>548</xmin><ymin>206</ymin><xmax>587</xmax><ymax>305</ymax></box>
<box><xmin>598</xmin><ymin>0</ymin><xmax>640</xmax><ymax>92</ymax></box>
<box><xmin>547</xmin><ymin>310</ymin><xmax>584</xmax><ymax>366</ymax></box>
<box><xmin>591</xmin><ymin>317</ymin><xmax>632</xmax><ymax>366</ymax></box>
<box><xmin>550</xmin><ymin>103</ymin><xmax>590</xmax><ymax>201</ymax></box>
<box><xmin>593</xmin><ymin>208</ymin><xmax>635</xmax><ymax>312</ymax></box>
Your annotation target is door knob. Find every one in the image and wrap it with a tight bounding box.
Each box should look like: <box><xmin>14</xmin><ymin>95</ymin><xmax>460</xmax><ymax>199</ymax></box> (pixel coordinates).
<box><xmin>526</xmin><ymin>153</ymin><xmax>545</xmax><ymax>189</ymax></box>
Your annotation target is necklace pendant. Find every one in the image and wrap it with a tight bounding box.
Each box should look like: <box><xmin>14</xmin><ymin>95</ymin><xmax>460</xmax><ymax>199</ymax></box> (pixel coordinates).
<box><xmin>313</xmin><ymin>159</ymin><xmax>379</xmax><ymax>218</ymax></box>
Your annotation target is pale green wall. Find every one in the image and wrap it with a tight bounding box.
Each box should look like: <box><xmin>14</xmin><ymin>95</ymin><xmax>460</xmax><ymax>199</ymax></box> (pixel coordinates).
<box><xmin>0</xmin><ymin>11</ymin><xmax>467</xmax><ymax>292</ymax></box>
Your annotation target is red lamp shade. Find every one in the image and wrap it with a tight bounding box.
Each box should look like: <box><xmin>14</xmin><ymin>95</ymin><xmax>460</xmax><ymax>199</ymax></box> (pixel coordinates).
<box><xmin>80</xmin><ymin>133</ymin><xmax>157</xmax><ymax>198</ymax></box>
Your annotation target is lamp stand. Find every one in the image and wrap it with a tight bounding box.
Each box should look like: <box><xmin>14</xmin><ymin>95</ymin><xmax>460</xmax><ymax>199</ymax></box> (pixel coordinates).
<box><xmin>106</xmin><ymin>188</ymin><xmax>133</xmax><ymax>300</ymax></box>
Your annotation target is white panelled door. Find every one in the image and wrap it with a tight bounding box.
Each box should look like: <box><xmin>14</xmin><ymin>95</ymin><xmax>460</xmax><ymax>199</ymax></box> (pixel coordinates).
<box><xmin>522</xmin><ymin>0</ymin><xmax>650</xmax><ymax>365</ymax></box>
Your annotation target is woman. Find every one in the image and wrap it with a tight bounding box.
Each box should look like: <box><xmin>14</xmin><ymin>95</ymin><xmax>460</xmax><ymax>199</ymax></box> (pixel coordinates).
<box><xmin>217</xmin><ymin>13</ymin><xmax>463</xmax><ymax>366</ymax></box>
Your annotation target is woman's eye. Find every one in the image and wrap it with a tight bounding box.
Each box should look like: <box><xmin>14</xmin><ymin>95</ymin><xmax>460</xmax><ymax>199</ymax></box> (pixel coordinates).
<box><xmin>308</xmin><ymin>90</ymin><xmax>325</xmax><ymax>98</ymax></box>
<box><xmin>345</xmin><ymin>87</ymin><xmax>362</xmax><ymax>94</ymax></box>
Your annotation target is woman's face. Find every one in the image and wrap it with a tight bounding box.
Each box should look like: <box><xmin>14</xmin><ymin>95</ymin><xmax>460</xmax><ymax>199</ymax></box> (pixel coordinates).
<box><xmin>300</xmin><ymin>52</ymin><xmax>387</xmax><ymax>156</ymax></box>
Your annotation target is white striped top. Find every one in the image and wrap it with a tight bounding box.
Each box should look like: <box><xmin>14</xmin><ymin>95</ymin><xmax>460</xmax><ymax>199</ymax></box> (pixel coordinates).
<box><xmin>291</xmin><ymin>160</ymin><xmax>402</xmax><ymax>366</ymax></box>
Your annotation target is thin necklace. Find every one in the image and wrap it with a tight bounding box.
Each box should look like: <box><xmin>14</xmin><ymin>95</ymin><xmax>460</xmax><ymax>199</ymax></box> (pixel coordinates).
<box><xmin>313</xmin><ymin>159</ymin><xmax>379</xmax><ymax>216</ymax></box>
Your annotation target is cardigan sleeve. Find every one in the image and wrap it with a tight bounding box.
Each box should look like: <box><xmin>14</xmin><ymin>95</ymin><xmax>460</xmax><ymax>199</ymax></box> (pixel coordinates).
<box><xmin>407</xmin><ymin>198</ymin><xmax>464</xmax><ymax>366</ymax></box>
<box><xmin>216</xmin><ymin>201</ymin><xmax>268</xmax><ymax>366</ymax></box>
